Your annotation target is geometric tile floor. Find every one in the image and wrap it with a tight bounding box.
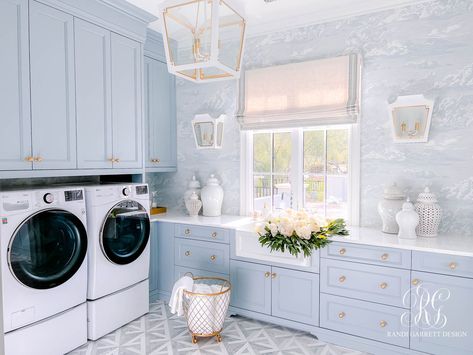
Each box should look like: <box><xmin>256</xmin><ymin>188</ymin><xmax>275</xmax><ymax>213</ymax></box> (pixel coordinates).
<box><xmin>69</xmin><ymin>300</ymin><xmax>369</xmax><ymax>355</ymax></box>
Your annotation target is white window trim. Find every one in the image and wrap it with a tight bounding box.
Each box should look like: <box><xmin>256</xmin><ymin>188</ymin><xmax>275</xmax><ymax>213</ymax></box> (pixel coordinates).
<box><xmin>240</xmin><ymin>123</ymin><xmax>360</xmax><ymax>226</ymax></box>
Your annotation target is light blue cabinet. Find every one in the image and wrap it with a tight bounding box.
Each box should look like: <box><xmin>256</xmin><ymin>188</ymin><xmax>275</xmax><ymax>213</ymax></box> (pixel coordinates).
<box><xmin>144</xmin><ymin>56</ymin><xmax>177</xmax><ymax>171</ymax></box>
<box><xmin>175</xmin><ymin>238</ymin><xmax>230</xmax><ymax>275</ymax></box>
<box><xmin>230</xmin><ymin>260</ymin><xmax>272</xmax><ymax>315</ymax></box>
<box><xmin>272</xmin><ymin>267</ymin><xmax>319</xmax><ymax>325</ymax></box>
<box><xmin>111</xmin><ymin>33</ymin><xmax>143</xmax><ymax>169</ymax></box>
<box><xmin>0</xmin><ymin>0</ymin><xmax>32</xmax><ymax>171</ymax></box>
<box><xmin>29</xmin><ymin>1</ymin><xmax>77</xmax><ymax>170</ymax></box>
<box><xmin>149</xmin><ymin>222</ymin><xmax>175</xmax><ymax>301</ymax></box>
<box><xmin>74</xmin><ymin>18</ymin><xmax>113</xmax><ymax>169</ymax></box>
<box><xmin>410</xmin><ymin>271</ymin><xmax>473</xmax><ymax>355</ymax></box>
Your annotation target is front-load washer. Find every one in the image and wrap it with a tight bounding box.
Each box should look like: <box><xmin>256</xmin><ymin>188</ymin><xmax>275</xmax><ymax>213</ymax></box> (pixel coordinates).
<box><xmin>0</xmin><ymin>187</ymin><xmax>88</xmax><ymax>355</ymax></box>
<box><xmin>85</xmin><ymin>183</ymin><xmax>150</xmax><ymax>340</ymax></box>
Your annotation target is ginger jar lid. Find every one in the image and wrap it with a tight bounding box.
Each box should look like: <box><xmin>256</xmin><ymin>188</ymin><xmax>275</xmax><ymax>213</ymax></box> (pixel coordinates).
<box><xmin>188</xmin><ymin>175</ymin><xmax>201</xmax><ymax>189</ymax></box>
<box><xmin>206</xmin><ymin>174</ymin><xmax>220</xmax><ymax>186</ymax></box>
<box><xmin>417</xmin><ymin>186</ymin><xmax>438</xmax><ymax>204</ymax></box>
<box><xmin>383</xmin><ymin>183</ymin><xmax>405</xmax><ymax>200</ymax></box>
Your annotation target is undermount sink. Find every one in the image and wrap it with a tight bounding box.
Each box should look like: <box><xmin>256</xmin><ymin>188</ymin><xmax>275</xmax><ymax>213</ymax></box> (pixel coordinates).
<box><xmin>235</xmin><ymin>222</ymin><xmax>313</xmax><ymax>267</ymax></box>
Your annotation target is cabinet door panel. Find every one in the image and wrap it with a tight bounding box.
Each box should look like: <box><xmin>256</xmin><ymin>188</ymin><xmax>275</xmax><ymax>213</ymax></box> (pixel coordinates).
<box><xmin>111</xmin><ymin>33</ymin><xmax>142</xmax><ymax>169</ymax></box>
<box><xmin>144</xmin><ymin>57</ymin><xmax>176</xmax><ymax>169</ymax></box>
<box><xmin>410</xmin><ymin>271</ymin><xmax>473</xmax><ymax>355</ymax></box>
<box><xmin>230</xmin><ymin>260</ymin><xmax>271</xmax><ymax>315</ymax></box>
<box><xmin>272</xmin><ymin>267</ymin><xmax>319</xmax><ymax>326</ymax></box>
<box><xmin>29</xmin><ymin>1</ymin><xmax>76</xmax><ymax>169</ymax></box>
<box><xmin>74</xmin><ymin>19</ymin><xmax>113</xmax><ymax>169</ymax></box>
<box><xmin>150</xmin><ymin>222</ymin><xmax>174</xmax><ymax>301</ymax></box>
<box><xmin>0</xmin><ymin>0</ymin><xmax>32</xmax><ymax>170</ymax></box>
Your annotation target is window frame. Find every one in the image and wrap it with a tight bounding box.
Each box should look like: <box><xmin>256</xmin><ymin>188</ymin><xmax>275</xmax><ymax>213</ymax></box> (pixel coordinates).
<box><xmin>240</xmin><ymin>123</ymin><xmax>360</xmax><ymax>226</ymax></box>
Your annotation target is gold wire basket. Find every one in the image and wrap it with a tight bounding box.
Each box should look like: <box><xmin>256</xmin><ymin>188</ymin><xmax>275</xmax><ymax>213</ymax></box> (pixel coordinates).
<box><xmin>182</xmin><ymin>274</ymin><xmax>231</xmax><ymax>344</ymax></box>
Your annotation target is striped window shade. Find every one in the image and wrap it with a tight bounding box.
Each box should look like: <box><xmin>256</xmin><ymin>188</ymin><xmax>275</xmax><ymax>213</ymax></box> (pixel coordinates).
<box><xmin>237</xmin><ymin>54</ymin><xmax>361</xmax><ymax>130</ymax></box>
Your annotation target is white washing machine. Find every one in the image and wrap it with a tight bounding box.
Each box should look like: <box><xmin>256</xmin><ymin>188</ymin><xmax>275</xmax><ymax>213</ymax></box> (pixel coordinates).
<box><xmin>0</xmin><ymin>187</ymin><xmax>88</xmax><ymax>355</ymax></box>
<box><xmin>85</xmin><ymin>183</ymin><xmax>151</xmax><ymax>340</ymax></box>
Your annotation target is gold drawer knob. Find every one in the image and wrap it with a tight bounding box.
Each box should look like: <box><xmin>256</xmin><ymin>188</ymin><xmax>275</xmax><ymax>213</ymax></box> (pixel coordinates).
<box><xmin>271</xmin><ymin>272</ymin><xmax>277</xmax><ymax>279</ymax></box>
<box><xmin>380</xmin><ymin>282</ymin><xmax>388</xmax><ymax>289</ymax></box>
<box><xmin>264</xmin><ymin>272</ymin><xmax>270</xmax><ymax>278</ymax></box>
<box><xmin>25</xmin><ymin>156</ymin><xmax>34</xmax><ymax>162</ymax></box>
<box><xmin>338</xmin><ymin>312</ymin><xmax>346</xmax><ymax>319</ymax></box>
<box><xmin>449</xmin><ymin>262</ymin><xmax>457</xmax><ymax>270</ymax></box>
<box><xmin>34</xmin><ymin>156</ymin><xmax>43</xmax><ymax>162</ymax></box>
<box><xmin>185</xmin><ymin>228</ymin><xmax>191</xmax><ymax>235</ymax></box>
<box><xmin>185</xmin><ymin>251</ymin><xmax>191</xmax><ymax>256</ymax></box>
<box><xmin>379</xmin><ymin>320</ymin><xmax>387</xmax><ymax>328</ymax></box>
<box><xmin>211</xmin><ymin>232</ymin><xmax>217</xmax><ymax>238</ymax></box>
<box><xmin>338</xmin><ymin>275</ymin><xmax>346</xmax><ymax>283</ymax></box>
<box><xmin>381</xmin><ymin>253</ymin><xmax>389</xmax><ymax>261</ymax></box>
<box><xmin>412</xmin><ymin>279</ymin><xmax>420</xmax><ymax>286</ymax></box>
<box><xmin>339</xmin><ymin>248</ymin><xmax>346</xmax><ymax>255</ymax></box>
<box><xmin>210</xmin><ymin>255</ymin><xmax>216</xmax><ymax>261</ymax></box>
<box><xmin>151</xmin><ymin>158</ymin><xmax>160</xmax><ymax>163</ymax></box>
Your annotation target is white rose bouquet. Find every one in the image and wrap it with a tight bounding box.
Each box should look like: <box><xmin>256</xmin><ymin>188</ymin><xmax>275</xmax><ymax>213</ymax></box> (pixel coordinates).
<box><xmin>257</xmin><ymin>209</ymin><xmax>348</xmax><ymax>257</ymax></box>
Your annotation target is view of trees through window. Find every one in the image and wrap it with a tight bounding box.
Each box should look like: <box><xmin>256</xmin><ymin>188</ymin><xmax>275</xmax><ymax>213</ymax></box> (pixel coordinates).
<box><xmin>252</xmin><ymin>127</ymin><xmax>349</xmax><ymax>219</ymax></box>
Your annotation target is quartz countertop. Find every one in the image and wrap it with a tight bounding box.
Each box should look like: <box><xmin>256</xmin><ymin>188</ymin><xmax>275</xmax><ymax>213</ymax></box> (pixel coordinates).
<box><xmin>150</xmin><ymin>213</ymin><xmax>473</xmax><ymax>257</ymax></box>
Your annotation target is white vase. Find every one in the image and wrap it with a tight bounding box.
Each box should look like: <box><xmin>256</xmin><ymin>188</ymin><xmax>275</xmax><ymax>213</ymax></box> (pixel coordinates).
<box><xmin>377</xmin><ymin>183</ymin><xmax>405</xmax><ymax>234</ymax></box>
<box><xmin>184</xmin><ymin>175</ymin><xmax>201</xmax><ymax>201</ymax></box>
<box><xmin>201</xmin><ymin>174</ymin><xmax>224</xmax><ymax>217</ymax></box>
<box><xmin>185</xmin><ymin>191</ymin><xmax>202</xmax><ymax>217</ymax></box>
<box><xmin>396</xmin><ymin>198</ymin><xmax>419</xmax><ymax>240</ymax></box>
<box><xmin>415</xmin><ymin>187</ymin><xmax>442</xmax><ymax>237</ymax></box>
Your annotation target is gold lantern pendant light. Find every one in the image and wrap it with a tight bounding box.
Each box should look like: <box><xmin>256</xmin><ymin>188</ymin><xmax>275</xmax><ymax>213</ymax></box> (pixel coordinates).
<box><xmin>160</xmin><ymin>0</ymin><xmax>246</xmax><ymax>83</ymax></box>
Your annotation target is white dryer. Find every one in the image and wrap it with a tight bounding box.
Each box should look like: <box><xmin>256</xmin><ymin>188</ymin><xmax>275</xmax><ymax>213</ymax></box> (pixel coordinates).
<box><xmin>85</xmin><ymin>183</ymin><xmax>150</xmax><ymax>340</ymax></box>
<box><xmin>0</xmin><ymin>187</ymin><xmax>88</xmax><ymax>355</ymax></box>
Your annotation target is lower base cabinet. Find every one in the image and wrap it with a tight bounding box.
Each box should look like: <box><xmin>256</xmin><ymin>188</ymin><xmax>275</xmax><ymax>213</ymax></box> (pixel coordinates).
<box><xmin>230</xmin><ymin>260</ymin><xmax>319</xmax><ymax>325</ymax></box>
<box><xmin>149</xmin><ymin>222</ymin><xmax>174</xmax><ymax>301</ymax></box>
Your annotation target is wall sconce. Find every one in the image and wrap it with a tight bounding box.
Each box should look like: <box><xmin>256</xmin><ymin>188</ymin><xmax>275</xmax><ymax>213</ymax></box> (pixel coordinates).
<box><xmin>389</xmin><ymin>95</ymin><xmax>434</xmax><ymax>143</ymax></box>
<box><xmin>192</xmin><ymin>114</ymin><xmax>225</xmax><ymax>149</ymax></box>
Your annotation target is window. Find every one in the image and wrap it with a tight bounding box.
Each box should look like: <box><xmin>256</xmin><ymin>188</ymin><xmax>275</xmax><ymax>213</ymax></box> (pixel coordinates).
<box><xmin>243</xmin><ymin>125</ymin><xmax>359</xmax><ymax>223</ymax></box>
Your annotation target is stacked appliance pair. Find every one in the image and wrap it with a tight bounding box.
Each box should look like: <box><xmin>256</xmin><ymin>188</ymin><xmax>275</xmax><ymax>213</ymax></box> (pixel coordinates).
<box><xmin>0</xmin><ymin>184</ymin><xmax>151</xmax><ymax>354</ymax></box>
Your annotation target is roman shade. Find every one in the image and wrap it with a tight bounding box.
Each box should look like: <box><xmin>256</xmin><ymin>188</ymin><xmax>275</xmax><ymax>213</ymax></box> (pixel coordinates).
<box><xmin>237</xmin><ymin>54</ymin><xmax>361</xmax><ymax>130</ymax></box>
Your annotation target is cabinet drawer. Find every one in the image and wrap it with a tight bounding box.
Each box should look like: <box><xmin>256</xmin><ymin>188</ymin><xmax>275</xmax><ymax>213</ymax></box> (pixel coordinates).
<box><xmin>320</xmin><ymin>293</ymin><xmax>409</xmax><ymax>348</ymax></box>
<box><xmin>321</xmin><ymin>242</ymin><xmax>411</xmax><ymax>269</ymax></box>
<box><xmin>175</xmin><ymin>238</ymin><xmax>229</xmax><ymax>275</ymax></box>
<box><xmin>320</xmin><ymin>258</ymin><xmax>411</xmax><ymax>308</ymax></box>
<box><xmin>175</xmin><ymin>224</ymin><xmax>230</xmax><ymax>244</ymax></box>
<box><xmin>412</xmin><ymin>251</ymin><xmax>473</xmax><ymax>278</ymax></box>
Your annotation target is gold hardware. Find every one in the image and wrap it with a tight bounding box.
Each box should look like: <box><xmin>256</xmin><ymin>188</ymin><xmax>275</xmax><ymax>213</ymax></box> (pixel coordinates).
<box><xmin>271</xmin><ymin>272</ymin><xmax>277</xmax><ymax>279</ymax></box>
<box><xmin>34</xmin><ymin>156</ymin><xmax>43</xmax><ymax>162</ymax></box>
<box><xmin>185</xmin><ymin>251</ymin><xmax>191</xmax><ymax>256</ymax></box>
<box><xmin>379</xmin><ymin>320</ymin><xmax>387</xmax><ymax>328</ymax></box>
<box><xmin>25</xmin><ymin>156</ymin><xmax>34</xmax><ymax>162</ymax></box>
<box><xmin>381</xmin><ymin>253</ymin><xmax>389</xmax><ymax>261</ymax></box>
<box><xmin>339</xmin><ymin>276</ymin><xmax>346</xmax><ymax>283</ymax></box>
<box><xmin>412</xmin><ymin>279</ymin><xmax>420</xmax><ymax>286</ymax></box>
<box><xmin>185</xmin><ymin>228</ymin><xmax>191</xmax><ymax>235</ymax></box>
<box><xmin>210</xmin><ymin>255</ymin><xmax>216</xmax><ymax>261</ymax></box>
<box><xmin>264</xmin><ymin>272</ymin><xmax>270</xmax><ymax>278</ymax></box>
<box><xmin>151</xmin><ymin>159</ymin><xmax>160</xmax><ymax>163</ymax></box>
<box><xmin>211</xmin><ymin>232</ymin><xmax>217</xmax><ymax>238</ymax></box>
<box><xmin>338</xmin><ymin>312</ymin><xmax>346</xmax><ymax>319</ymax></box>
<box><xmin>339</xmin><ymin>248</ymin><xmax>346</xmax><ymax>255</ymax></box>
<box><xmin>449</xmin><ymin>262</ymin><xmax>457</xmax><ymax>270</ymax></box>
<box><xmin>380</xmin><ymin>282</ymin><xmax>388</xmax><ymax>289</ymax></box>
<box><xmin>113</xmin><ymin>158</ymin><xmax>120</xmax><ymax>163</ymax></box>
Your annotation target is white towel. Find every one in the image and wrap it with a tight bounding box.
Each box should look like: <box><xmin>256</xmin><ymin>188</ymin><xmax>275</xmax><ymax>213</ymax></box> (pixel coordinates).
<box><xmin>169</xmin><ymin>276</ymin><xmax>194</xmax><ymax>316</ymax></box>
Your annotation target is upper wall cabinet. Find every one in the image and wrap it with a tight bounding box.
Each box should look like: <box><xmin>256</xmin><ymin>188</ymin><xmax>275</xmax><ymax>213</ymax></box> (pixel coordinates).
<box><xmin>144</xmin><ymin>30</ymin><xmax>177</xmax><ymax>172</ymax></box>
<box><xmin>0</xmin><ymin>0</ymin><xmax>32</xmax><ymax>171</ymax></box>
<box><xmin>29</xmin><ymin>1</ymin><xmax>77</xmax><ymax>170</ymax></box>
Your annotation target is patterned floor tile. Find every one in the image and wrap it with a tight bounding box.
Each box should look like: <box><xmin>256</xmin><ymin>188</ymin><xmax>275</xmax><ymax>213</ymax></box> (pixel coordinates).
<box><xmin>69</xmin><ymin>300</ymin><xmax>368</xmax><ymax>355</ymax></box>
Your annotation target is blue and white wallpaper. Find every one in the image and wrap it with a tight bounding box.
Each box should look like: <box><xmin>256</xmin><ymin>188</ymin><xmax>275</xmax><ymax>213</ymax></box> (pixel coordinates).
<box><xmin>148</xmin><ymin>0</ymin><xmax>473</xmax><ymax>234</ymax></box>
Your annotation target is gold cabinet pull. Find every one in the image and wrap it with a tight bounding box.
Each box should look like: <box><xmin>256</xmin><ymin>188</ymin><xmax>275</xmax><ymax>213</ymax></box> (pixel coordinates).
<box><xmin>264</xmin><ymin>272</ymin><xmax>270</xmax><ymax>278</ymax></box>
<box><xmin>114</xmin><ymin>158</ymin><xmax>120</xmax><ymax>163</ymax></box>
<box><xmin>211</xmin><ymin>232</ymin><xmax>217</xmax><ymax>238</ymax></box>
<box><xmin>379</xmin><ymin>320</ymin><xmax>387</xmax><ymax>328</ymax></box>
<box><xmin>34</xmin><ymin>156</ymin><xmax>43</xmax><ymax>162</ymax></box>
<box><xmin>184</xmin><ymin>228</ymin><xmax>191</xmax><ymax>235</ymax></box>
<box><xmin>339</xmin><ymin>248</ymin><xmax>346</xmax><ymax>255</ymax></box>
<box><xmin>210</xmin><ymin>255</ymin><xmax>216</xmax><ymax>261</ymax></box>
<box><xmin>381</xmin><ymin>253</ymin><xmax>389</xmax><ymax>261</ymax></box>
<box><xmin>338</xmin><ymin>275</ymin><xmax>346</xmax><ymax>283</ymax></box>
<box><xmin>185</xmin><ymin>251</ymin><xmax>191</xmax><ymax>256</ymax></box>
<box><xmin>449</xmin><ymin>262</ymin><xmax>457</xmax><ymax>270</ymax></box>
<box><xmin>151</xmin><ymin>159</ymin><xmax>160</xmax><ymax>163</ymax></box>
<box><xmin>338</xmin><ymin>312</ymin><xmax>346</xmax><ymax>319</ymax></box>
<box><xmin>380</xmin><ymin>282</ymin><xmax>388</xmax><ymax>289</ymax></box>
<box><xmin>25</xmin><ymin>156</ymin><xmax>34</xmax><ymax>162</ymax></box>
<box><xmin>271</xmin><ymin>272</ymin><xmax>277</xmax><ymax>279</ymax></box>
<box><xmin>412</xmin><ymin>279</ymin><xmax>420</xmax><ymax>286</ymax></box>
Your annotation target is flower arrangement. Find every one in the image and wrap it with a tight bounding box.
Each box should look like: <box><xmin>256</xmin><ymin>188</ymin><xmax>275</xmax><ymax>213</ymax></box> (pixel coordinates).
<box><xmin>257</xmin><ymin>209</ymin><xmax>348</xmax><ymax>257</ymax></box>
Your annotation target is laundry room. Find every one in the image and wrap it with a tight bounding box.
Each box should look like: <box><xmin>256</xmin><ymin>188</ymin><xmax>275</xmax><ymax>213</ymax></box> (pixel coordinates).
<box><xmin>1</xmin><ymin>0</ymin><xmax>473</xmax><ymax>354</ymax></box>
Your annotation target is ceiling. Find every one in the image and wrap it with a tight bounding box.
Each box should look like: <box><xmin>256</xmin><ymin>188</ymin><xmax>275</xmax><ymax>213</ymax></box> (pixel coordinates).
<box><xmin>126</xmin><ymin>0</ymin><xmax>431</xmax><ymax>37</ymax></box>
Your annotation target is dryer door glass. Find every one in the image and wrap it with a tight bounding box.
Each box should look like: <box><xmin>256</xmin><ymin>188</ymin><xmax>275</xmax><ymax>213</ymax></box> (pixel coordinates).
<box><xmin>101</xmin><ymin>201</ymin><xmax>150</xmax><ymax>265</ymax></box>
<box><xmin>8</xmin><ymin>209</ymin><xmax>88</xmax><ymax>289</ymax></box>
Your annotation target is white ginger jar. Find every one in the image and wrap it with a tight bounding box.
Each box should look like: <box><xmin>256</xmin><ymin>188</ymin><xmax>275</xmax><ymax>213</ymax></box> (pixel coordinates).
<box><xmin>415</xmin><ymin>187</ymin><xmax>442</xmax><ymax>237</ymax></box>
<box><xmin>377</xmin><ymin>183</ymin><xmax>405</xmax><ymax>234</ymax></box>
<box><xmin>201</xmin><ymin>174</ymin><xmax>224</xmax><ymax>217</ymax></box>
<box><xmin>396</xmin><ymin>198</ymin><xmax>419</xmax><ymax>240</ymax></box>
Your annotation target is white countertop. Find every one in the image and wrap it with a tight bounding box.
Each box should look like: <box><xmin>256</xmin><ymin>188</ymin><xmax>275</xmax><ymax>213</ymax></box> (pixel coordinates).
<box><xmin>150</xmin><ymin>213</ymin><xmax>473</xmax><ymax>257</ymax></box>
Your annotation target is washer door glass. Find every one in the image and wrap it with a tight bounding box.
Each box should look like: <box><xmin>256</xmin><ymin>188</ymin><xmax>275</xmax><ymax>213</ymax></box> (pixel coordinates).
<box><xmin>8</xmin><ymin>209</ymin><xmax>87</xmax><ymax>289</ymax></box>
<box><xmin>101</xmin><ymin>201</ymin><xmax>150</xmax><ymax>265</ymax></box>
